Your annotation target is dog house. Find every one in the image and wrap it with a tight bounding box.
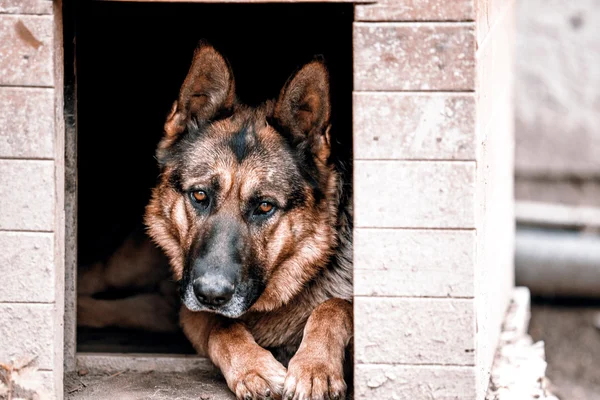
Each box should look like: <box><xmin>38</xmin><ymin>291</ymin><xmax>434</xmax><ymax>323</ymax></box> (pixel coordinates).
<box><xmin>0</xmin><ymin>0</ymin><xmax>515</xmax><ymax>398</ymax></box>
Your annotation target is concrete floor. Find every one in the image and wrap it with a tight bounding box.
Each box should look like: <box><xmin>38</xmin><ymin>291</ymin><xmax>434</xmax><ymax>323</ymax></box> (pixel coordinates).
<box><xmin>529</xmin><ymin>301</ymin><xmax>600</xmax><ymax>400</ymax></box>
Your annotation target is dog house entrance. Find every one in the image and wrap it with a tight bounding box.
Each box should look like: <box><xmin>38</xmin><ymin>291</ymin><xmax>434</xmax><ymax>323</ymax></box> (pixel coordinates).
<box><xmin>72</xmin><ymin>0</ymin><xmax>353</xmax><ymax>356</ymax></box>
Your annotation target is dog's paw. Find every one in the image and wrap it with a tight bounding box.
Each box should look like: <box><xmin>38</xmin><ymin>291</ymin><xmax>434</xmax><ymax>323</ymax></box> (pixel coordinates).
<box><xmin>228</xmin><ymin>348</ymin><xmax>287</xmax><ymax>400</ymax></box>
<box><xmin>282</xmin><ymin>350</ymin><xmax>346</xmax><ymax>400</ymax></box>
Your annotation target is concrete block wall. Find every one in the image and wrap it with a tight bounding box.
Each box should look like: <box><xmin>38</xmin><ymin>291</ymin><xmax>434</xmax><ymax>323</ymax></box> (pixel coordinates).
<box><xmin>0</xmin><ymin>0</ymin><xmax>64</xmax><ymax>398</ymax></box>
<box><xmin>352</xmin><ymin>0</ymin><xmax>515</xmax><ymax>398</ymax></box>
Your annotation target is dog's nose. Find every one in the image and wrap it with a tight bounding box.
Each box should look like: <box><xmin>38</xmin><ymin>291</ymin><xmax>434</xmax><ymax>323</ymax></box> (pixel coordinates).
<box><xmin>193</xmin><ymin>275</ymin><xmax>235</xmax><ymax>307</ymax></box>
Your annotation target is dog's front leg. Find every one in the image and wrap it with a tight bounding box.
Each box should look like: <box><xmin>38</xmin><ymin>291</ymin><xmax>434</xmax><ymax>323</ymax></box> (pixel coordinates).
<box><xmin>181</xmin><ymin>308</ymin><xmax>287</xmax><ymax>399</ymax></box>
<box><xmin>283</xmin><ymin>298</ymin><xmax>353</xmax><ymax>400</ymax></box>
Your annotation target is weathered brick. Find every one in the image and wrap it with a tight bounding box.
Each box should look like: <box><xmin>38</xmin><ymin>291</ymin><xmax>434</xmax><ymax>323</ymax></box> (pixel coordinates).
<box><xmin>354</xmin><ymin>23</ymin><xmax>476</xmax><ymax>91</ymax></box>
<box><xmin>0</xmin><ymin>87</ymin><xmax>54</xmax><ymax>158</ymax></box>
<box><xmin>354</xmin><ymin>229</ymin><xmax>475</xmax><ymax>297</ymax></box>
<box><xmin>0</xmin><ymin>15</ymin><xmax>54</xmax><ymax>87</ymax></box>
<box><xmin>0</xmin><ymin>232</ymin><xmax>54</xmax><ymax>302</ymax></box>
<box><xmin>354</xmin><ymin>297</ymin><xmax>476</xmax><ymax>365</ymax></box>
<box><xmin>354</xmin><ymin>93</ymin><xmax>476</xmax><ymax>160</ymax></box>
<box><xmin>354</xmin><ymin>161</ymin><xmax>475</xmax><ymax>228</ymax></box>
<box><xmin>355</xmin><ymin>364</ymin><xmax>477</xmax><ymax>400</ymax></box>
<box><xmin>356</xmin><ymin>0</ymin><xmax>475</xmax><ymax>22</ymax></box>
<box><xmin>0</xmin><ymin>160</ymin><xmax>54</xmax><ymax>231</ymax></box>
<box><xmin>0</xmin><ymin>303</ymin><xmax>54</xmax><ymax>370</ymax></box>
<box><xmin>0</xmin><ymin>0</ymin><xmax>52</xmax><ymax>15</ymax></box>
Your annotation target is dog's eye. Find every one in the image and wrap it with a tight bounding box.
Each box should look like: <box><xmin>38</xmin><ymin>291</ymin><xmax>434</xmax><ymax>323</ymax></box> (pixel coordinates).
<box><xmin>192</xmin><ymin>190</ymin><xmax>207</xmax><ymax>202</ymax></box>
<box><xmin>190</xmin><ymin>190</ymin><xmax>210</xmax><ymax>208</ymax></box>
<box><xmin>255</xmin><ymin>201</ymin><xmax>275</xmax><ymax>216</ymax></box>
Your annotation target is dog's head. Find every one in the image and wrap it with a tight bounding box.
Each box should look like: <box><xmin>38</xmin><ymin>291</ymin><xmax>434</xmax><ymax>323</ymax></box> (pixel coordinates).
<box><xmin>145</xmin><ymin>42</ymin><xmax>341</xmax><ymax>318</ymax></box>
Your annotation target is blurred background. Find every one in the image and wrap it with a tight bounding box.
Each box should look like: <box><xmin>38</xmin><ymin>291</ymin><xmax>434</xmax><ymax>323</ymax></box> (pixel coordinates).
<box><xmin>514</xmin><ymin>0</ymin><xmax>600</xmax><ymax>399</ymax></box>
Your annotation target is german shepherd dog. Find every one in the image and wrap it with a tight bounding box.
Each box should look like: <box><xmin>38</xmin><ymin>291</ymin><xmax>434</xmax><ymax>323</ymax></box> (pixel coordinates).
<box><xmin>144</xmin><ymin>42</ymin><xmax>353</xmax><ymax>400</ymax></box>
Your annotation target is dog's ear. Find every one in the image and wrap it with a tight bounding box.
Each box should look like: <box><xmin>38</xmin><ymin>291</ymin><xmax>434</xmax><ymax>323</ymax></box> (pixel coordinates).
<box><xmin>274</xmin><ymin>60</ymin><xmax>331</xmax><ymax>163</ymax></box>
<box><xmin>164</xmin><ymin>42</ymin><xmax>235</xmax><ymax>138</ymax></box>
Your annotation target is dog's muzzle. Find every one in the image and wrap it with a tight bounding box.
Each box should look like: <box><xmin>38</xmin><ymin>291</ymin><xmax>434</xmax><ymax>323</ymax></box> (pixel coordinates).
<box><xmin>192</xmin><ymin>272</ymin><xmax>236</xmax><ymax>307</ymax></box>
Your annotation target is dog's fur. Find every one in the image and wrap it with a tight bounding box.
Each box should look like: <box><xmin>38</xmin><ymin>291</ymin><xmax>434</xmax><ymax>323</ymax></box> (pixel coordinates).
<box><xmin>76</xmin><ymin>230</ymin><xmax>179</xmax><ymax>333</ymax></box>
<box><xmin>144</xmin><ymin>42</ymin><xmax>353</xmax><ymax>400</ymax></box>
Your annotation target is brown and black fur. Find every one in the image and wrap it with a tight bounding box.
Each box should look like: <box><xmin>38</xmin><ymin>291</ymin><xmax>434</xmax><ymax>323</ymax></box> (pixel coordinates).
<box><xmin>145</xmin><ymin>41</ymin><xmax>353</xmax><ymax>400</ymax></box>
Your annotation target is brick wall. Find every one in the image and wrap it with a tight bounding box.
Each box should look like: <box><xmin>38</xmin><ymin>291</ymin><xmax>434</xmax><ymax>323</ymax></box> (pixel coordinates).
<box><xmin>352</xmin><ymin>0</ymin><xmax>515</xmax><ymax>398</ymax></box>
<box><xmin>0</xmin><ymin>0</ymin><xmax>63</xmax><ymax>398</ymax></box>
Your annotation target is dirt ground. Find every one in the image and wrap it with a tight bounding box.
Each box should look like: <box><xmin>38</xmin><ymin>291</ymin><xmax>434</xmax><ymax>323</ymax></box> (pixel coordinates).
<box><xmin>529</xmin><ymin>300</ymin><xmax>600</xmax><ymax>400</ymax></box>
<box><xmin>65</xmin><ymin>368</ymin><xmax>235</xmax><ymax>400</ymax></box>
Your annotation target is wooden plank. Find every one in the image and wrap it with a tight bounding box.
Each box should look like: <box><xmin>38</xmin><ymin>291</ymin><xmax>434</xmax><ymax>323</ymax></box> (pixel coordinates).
<box><xmin>0</xmin><ymin>303</ymin><xmax>55</xmax><ymax>370</ymax></box>
<box><xmin>95</xmin><ymin>0</ymin><xmax>366</xmax><ymax>3</ymax></box>
<box><xmin>354</xmin><ymin>229</ymin><xmax>475</xmax><ymax>297</ymax></box>
<box><xmin>0</xmin><ymin>0</ymin><xmax>52</xmax><ymax>14</ymax></box>
<box><xmin>76</xmin><ymin>353</ymin><xmax>216</xmax><ymax>373</ymax></box>
<box><xmin>354</xmin><ymin>297</ymin><xmax>476</xmax><ymax>365</ymax></box>
<box><xmin>355</xmin><ymin>364</ymin><xmax>477</xmax><ymax>400</ymax></box>
<box><xmin>354</xmin><ymin>161</ymin><xmax>476</xmax><ymax>228</ymax></box>
<box><xmin>0</xmin><ymin>160</ymin><xmax>55</xmax><ymax>231</ymax></box>
<box><xmin>356</xmin><ymin>0</ymin><xmax>475</xmax><ymax>22</ymax></box>
<box><xmin>0</xmin><ymin>232</ymin><xmax>54</xmax><ymax>302</ymax></box>
<box><xmin>0</xmin><ymin>87</ymin><xmax>54</xmax><ymax>158</ymax></box>
<box><xmin>354</xmin><ymin>93</ymin><xmax>476</xmax><ymax>160</ymax></box>
<box><xmin>0</xmin><ymin>15</ymin><xmax>54</xmax><ymax>87</ymax></box>
<box><xmin>354</xmin><ymin>23</ymin><xmax>476</xmax><ymax>91</ymax></box>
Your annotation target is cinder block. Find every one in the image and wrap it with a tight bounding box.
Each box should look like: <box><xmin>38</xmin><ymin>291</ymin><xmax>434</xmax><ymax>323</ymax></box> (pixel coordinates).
<box><xmin>354</xmin><ymin>23</ymin><xmax>476</xmax><ymax>91</ymax></box>
<box><xmin>0</xmin><ymin>303</ymin><xmax>55</xmax><ymax>370</ymax></box>
<box><xmin>0</xmin><ymin>15</ymin><xmax>54</xmax><ymax>87</ymax></box>
<box><xmin>354</xmin><ymin>161</ymin><xmax>475</xmax><ymax>228</ymax></box>
<box><xmin>0</xmin><ymin>232</ymin><xmax>54</xmax><ymax>303</ymax></box>
<box><xmin>354</xmin><ymin>297</ymin><xmax>476</xmax><ymax>365</ymax></box>
<box><xmin>0</xmin><ymin>0</ymin><xmax>52</xmax><ymax>15</ymax></box>
<box><xmin>354</xmin><ymin>93</ymin><xmax>476</xmax><ymax>160</ymax></box>
<box><xmin>0</xmin><ymin>160</ymin><xmax>55</xmax><ymax>231</ymax></box>
<box><xmin>356</xmin><ymin>0</ymin><xmax>475</xmax><ymax>22</ymax></box>
<box><xmin>355</xmin><ymin>364</ymin><xmax>477</xmax><ymax>400</ymax></box>
<box><xmin>0</xmin><ymin>87</ymin><xmax>54</xmax><ymax>158</ymax></box>
<box><xmin>354</xmin><ymin>229</ymin><xmax>475</xmax><ymax>297</ymax></box>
